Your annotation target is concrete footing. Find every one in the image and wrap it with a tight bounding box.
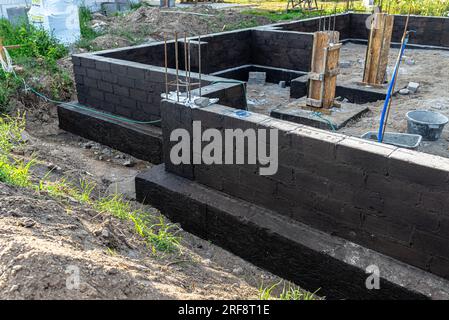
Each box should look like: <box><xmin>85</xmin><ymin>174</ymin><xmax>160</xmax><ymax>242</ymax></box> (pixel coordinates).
<box><xmin>136</xmin><ymin>164</ymin><xmax>449</xmax><ymax>300</ymax></box>
<box><xmin>58</xmin><ymin>103</ymin><xmax>163</xmax><ymax>163</ymax></box>
<box><xmin>271</xmin><ymin>98</ymin><xmax>369</xmax><ymax>130</ymax></box>
<box><xmin>290</xmin><ymin>75</ymin><xmax>387</xmax><ymax>104</ymax></box>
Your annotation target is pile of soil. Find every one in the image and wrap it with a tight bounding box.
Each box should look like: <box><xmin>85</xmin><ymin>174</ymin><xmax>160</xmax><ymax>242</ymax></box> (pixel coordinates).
<box><xmin>106</xmin><ymin>5</ymin><xmax>271</xmax><ymax>42</ymax></box>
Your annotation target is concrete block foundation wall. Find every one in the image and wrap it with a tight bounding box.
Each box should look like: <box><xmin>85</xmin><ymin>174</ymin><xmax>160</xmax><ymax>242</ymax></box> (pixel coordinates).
<box><xmin>272</xmin><ymin>13</ymin><xmax>352</xmax><ymax>40</ymax></box>
<box><xmin>274</xmin><ymin>13</ymin><xmax>449</xmax><ymax>48</ymax></box>
<box><xmin>73</xmin><ymin>54</ymin><xmax>171</xmax><ymax>122</ymax></box>
<box><xmin>161</xmin><ymin>99</ymin><xmax>449</xmax><ymax>280</ymax></box>
<box><xmin>72</xmin><ymin>52</ymin><xmax>250</xmax><ymax>123</ymax></box>
<box><xmin>350</xmin><ymin>13</ymin><xmax>449</xmax><ymax>47</ymax></box>
<box><xmin>70</xmin><ymin>13</ymin><xmax>449</xmax><ymax>127</ymax></box>
<box><xmin>251</xmin><ymin>30</ymin><xmax>314</xmax><ymax>71</ymax></box>
<box><xmin>72</xmin><ymin>28</ymin><xmax>315</xmax><ymax>124</ymax></box>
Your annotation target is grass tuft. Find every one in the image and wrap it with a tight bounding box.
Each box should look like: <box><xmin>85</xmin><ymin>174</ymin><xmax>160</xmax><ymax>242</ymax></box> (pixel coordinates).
<box><xmin>0</xmin><ymin>112</ymin><xmax>33</xmax><ymax>187</ymax></box>
<box><xmin>258</xmin><ymin>281</ymin><xmax>321</xmax><ymax>300</ymax></box>
<box><xmin>96</xmin><ymin>194</ymin><xmax>181</xmax><ymax>253</ymax></box>
<box><xmin>129</xmin><ymin>211</ymin><xmax>181</xmax><ymax>253</ymax></box>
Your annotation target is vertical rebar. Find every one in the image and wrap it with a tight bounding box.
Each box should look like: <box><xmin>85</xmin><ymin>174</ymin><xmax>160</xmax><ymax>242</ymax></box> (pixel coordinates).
<box><xmin>332</xmin><ymin>3</ymin><xmax>337</xmax><ymax>43</ymax></box>
<box><xmin>175</xmin><ymin>32</ymin><xmax>180</xmax><ymax>102</ymax></box>
<box><xmin>164</xmin><ymin>32</ymin><xmax>168</xmax><ymax>99</ymax></box>
<box><xmin>188</xmin><ymin>39</ymin><xmax>191</xmax><ymax>102</ymax></box>
<box><xmin>184</xmin><ymin>32</ymin><xmax>189</xmax><ymax>102</ymax></box>
<box><xmin>318</xmin><ymin>7</ymin><xmax>322</xmax><ymax>31</ymax></box>
<box><xmin>198</xmin><ymin>34</ymin><xmax>202</xmax><ymax>97</ymax></box>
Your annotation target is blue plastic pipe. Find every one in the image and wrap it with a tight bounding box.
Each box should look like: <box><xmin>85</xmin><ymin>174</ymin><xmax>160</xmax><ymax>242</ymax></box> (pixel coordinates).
<box><xmin>377</xmin><ymin>32</ymin><xmax>412</xmax><ymax>142</ymax></box>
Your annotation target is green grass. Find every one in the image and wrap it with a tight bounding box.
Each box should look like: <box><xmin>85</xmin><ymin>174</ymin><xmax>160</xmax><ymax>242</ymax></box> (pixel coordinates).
<box><xmin>96</xmin><ymin>194</ymin><xmax>181</xmax><ymax>253</ymax></box>
<box><xmin>0</xmin><ymin>112</ymin><xmax>181</xmax><ymax>254</ymax></box>
<box><xmin>79</xmin><ymin>6</ymin><xmax>99</xmax><ymax>41</ymax></box>
<box><xmin>77</xmin><ymin>6</ymin><xmax>103</xmax><ymax>50</ymax></box>
<box><xmin>258</xmin><ymin>281</ymin><xmax>321</xmax><ymax>300</ymax></box>
<box><xmin>0</xmin><ymin>113</ymin><xmax>33</xmax><ymax>187</ymax></box>
<box><xmin>234</xmin><ymin>0</ymin><xmax>449</xmax><ymax>19</ymax></box>
<box><xmin>37</xmin><ymin>178</ymin><xmax>180</xmax><ymax>253</ymax></box>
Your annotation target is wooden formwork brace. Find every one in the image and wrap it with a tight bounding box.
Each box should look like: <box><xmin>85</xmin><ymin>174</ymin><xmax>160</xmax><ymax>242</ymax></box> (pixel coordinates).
<box><xmin>0</xmin><ymin>37</ymin><xmax>21</xmax><ymax>71</ymax></box>
<box><xmin>307</xmin><ymin>31</ymin><xmax>341</xmax><ymax>109</ymax></box>
<box><xmin>362</xmin><ymin>12</ymin><xmax>395</xmax><ymax>86</ymax></box>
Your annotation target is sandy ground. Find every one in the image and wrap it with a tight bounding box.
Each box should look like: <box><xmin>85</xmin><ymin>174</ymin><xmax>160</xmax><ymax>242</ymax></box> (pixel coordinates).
<box><xmin>338</xmin><ymin>43</ymin><xmax>449</xmax><ymax>158</ymax></box>
<box><xmin>0</xmin><ymin>104</ymin><xmax>291</xmax><ymax>300</ymax></box>
<box><xmin>246</xmin><ymin>43</ymin><xmax>449</xmax><ymax>159</ymax></box>
<box><xmin>247</xmin><ymin>83</ymin><xmax>291</xmax><ymax>115</ymax></box>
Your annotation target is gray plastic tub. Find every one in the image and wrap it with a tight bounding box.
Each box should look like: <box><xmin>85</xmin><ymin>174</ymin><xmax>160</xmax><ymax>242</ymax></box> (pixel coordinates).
<box><xmin>361</xmin><ymin>131</ymin><xmax>422</xmax><ymax>149</ymax></box>
<box><xmin>406</xmin><ymin>110</ymin><xmax>448</xmax><ymax>141</ymax></box>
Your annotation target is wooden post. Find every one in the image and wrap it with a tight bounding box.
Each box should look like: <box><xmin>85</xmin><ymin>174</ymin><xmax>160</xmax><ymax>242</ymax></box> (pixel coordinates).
<box><xmin>362</xmin><ymin>13</ymin><xmax>395</xmax><ymax>86</ymax></box>
<box><xmin>307</xmin><ymin>31</ymin><xmax>341</xmax><ymax>109</ymax></box>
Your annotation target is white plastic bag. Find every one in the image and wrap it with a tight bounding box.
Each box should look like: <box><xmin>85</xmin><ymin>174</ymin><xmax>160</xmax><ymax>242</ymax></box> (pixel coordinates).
<box><xmin>28</xmin><ymin>0</ymin><xmax>81</xmax><ymax>45</ymax></box>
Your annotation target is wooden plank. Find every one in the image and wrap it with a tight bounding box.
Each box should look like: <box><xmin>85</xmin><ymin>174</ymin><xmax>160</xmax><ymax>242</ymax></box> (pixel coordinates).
<box><xmin>308</xmin><ymin>32</ymin><xmax>329</xmax><ymax>107</ymax></box>
<box><xmin>307</xmin><ymin>31</ymin><xmax>340</xmax><ymax>109</ymax></box>
<box><xmin>323</xmin><ymin>33</ymin><xmax>340</xmax><ymax>108</ymax></box>
<box><xmin>376</xmin><ymin>15</ymin><xmax>394</xmax><ymax>84</ymax></box>
<box><xmin>363</xmin><ymin>13</ymin><xmax>395</xmax><ymax>85</ymax></box>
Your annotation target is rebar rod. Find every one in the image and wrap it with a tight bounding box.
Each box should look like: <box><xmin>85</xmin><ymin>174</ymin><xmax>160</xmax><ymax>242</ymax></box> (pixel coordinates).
<box><xmin>175</xmin><ymin>32</ymin><xmax>180</xmax><ymax>102</ymax></box>
<box><xmin>188</xmin><ymin>39</ymin><xmax>192</xmax><ymax>101</ymax></box>
<box><xmin>184</xmin><ymin>33</ymin><xmax>189</xmax><ymax>101</ymax></box>
<box><xmin>198</xmin><ymin>34</ymin><xmax>202</xmax><ymax>97</ymax></box>
<box><xmin>164</xmin><ymin>33</ymin><xmax>168</xmax><ymax>99</ymax></box>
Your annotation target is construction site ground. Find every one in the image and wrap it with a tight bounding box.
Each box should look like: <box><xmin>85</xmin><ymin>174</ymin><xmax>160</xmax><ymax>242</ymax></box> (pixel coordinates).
<box><xmin>246</xmin><ymin>42</ymin><xmax>449</xmax><ymax>159</ymax></box>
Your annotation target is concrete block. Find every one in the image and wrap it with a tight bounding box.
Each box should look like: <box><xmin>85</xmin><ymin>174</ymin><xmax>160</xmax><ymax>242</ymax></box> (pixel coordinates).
<box><xmin>127</xmin><ymin>67</ymin><xmax>145</xmax><ymax>80</ymax></box>
<box><xmin>98</xmin><ymin>81</ymin><xmax>113</xmax><ymax>93</ymax></box>
<box><xmin>102</xmin><ymin>71</ymin><xmax>118</xmax><ymax>84</ymax></box>
<box><xmin>87</xmin><ymin>69</ymin><xmax>102</xmax><ymax>80</ymax></box>
<box><xmin>336</xmin><ymin>137</ymin><xmax>397</xmax><ymax>174</ymax></box>
<box><xmin>429</xmin><ymin>256</ymin><xmax>449</xmax><ymax>280</ymax></box>
<box><xmin>80</xmin><ymin>57</ymin><xmax>95</xmax><ymax>68</ymax></box>
<box><xmin>84</xmin><ymin>78</ymin><xmax>97</xmax><ymax>89</ymax></box>
<box><xmin>119</xmin><ymin>96</ymin><xmax>136</xmax><ymax>109</ymax></box>
<box><xmin>89</xmin><ymin>88</ymin><xmax>104</xmax><ymax>100</ymax></box>
<box><xmin>407</xmin><ymin>82</ymin><xmax>420</xmax><ymax>93</ymax></box>
<box><xmin>290</xmin><ymin>126</ymin><xmax>345</xmax><ymax>160</ymax></box>
<box><xmin>72</xmin><ymin>56</ymin><xmax>81</xmax><ymax>66</ymax></box>
<box><xmin>117</xmin><ymin>76</ymin><xmax>135</xmax><ymax>88</ymax></box>
<box><xmin>111</xmin><ymin>63</ymin><xmax>128</xmax><ymax>75</ymax></box>
<box><xmin>113</xmin><ymin>85</ymin><xmax>129</xmax><ymax>97</ymax></box>
<box><xmin>363</xmin><ymin>210</ymin><xmax>414</xmax><ymax>244</ymax></box>
<box><xmin>413</xmin><ymin>230</ymin><xmax>449</xmax><ymax>259</ymax></box>
<box><xmin>95</xmin><ymin>60</ymin><xmax>111</xmax><ymax>72</ymax></box>
<box><xmin>388</xmin><ymin>149</ymin><xmax>449</xmax><ymax>190</ymax></box>
<box><xmin>248</xmin><ymin>71</ymin><xmax>266</xmax><ymax>85</ymax></box>
<box><xmin>130</xmin><ymin>88</ymin><xmax>148</xmax><ymax>102</ymax></box>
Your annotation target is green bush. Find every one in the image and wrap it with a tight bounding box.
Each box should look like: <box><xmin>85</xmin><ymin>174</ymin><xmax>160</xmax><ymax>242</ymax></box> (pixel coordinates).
<box><xmin>0</xmin><ymin>19</ymin><xmax>67</xmax><ymax>62</ymax></box>
<box><xmin>0</xmin><ymin>19</ymin><xmax>72</xmax><ymax>112</ymax></box>
<box><xmin>79</xmin><ymin>6</ymin><xmax>99</xmax><ymax>40</ymax></box>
